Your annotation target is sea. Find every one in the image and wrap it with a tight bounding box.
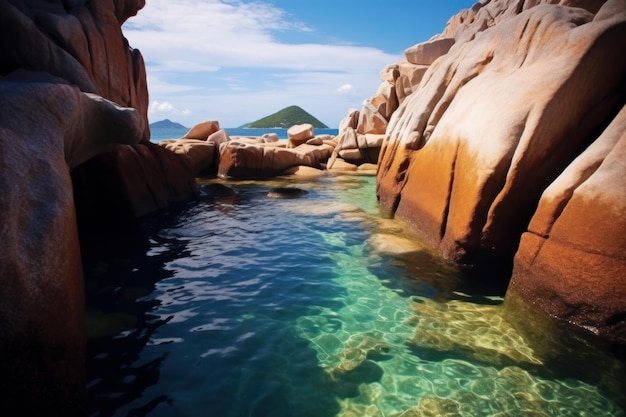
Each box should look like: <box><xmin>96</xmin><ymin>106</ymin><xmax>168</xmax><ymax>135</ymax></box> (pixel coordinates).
<box><xmin>83</xmin><ymin>174</ymin><xmax>626</xmax><ymax>417</ymax></box>
<box><xmin>150</xmin><ymin>127</ymin><xmax>340</xmax><ymax>142</ymax></box>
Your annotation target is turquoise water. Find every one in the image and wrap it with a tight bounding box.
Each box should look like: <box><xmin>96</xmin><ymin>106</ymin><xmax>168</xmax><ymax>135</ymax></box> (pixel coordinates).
<box><xmin>84</xmin><ymin>174</ymin><xmax>625</xmax><ymax>417</ymax></box>
<box><xmin>150</xmin><ymin>127</ymin><xmax>339</xmax><ymax>142</ymax></box>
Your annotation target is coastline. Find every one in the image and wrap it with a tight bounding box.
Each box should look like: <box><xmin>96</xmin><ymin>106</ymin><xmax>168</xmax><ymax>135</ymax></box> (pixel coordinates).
<box><xmin>150</xmin><ymin>127</ymin><xmax>339</xmax><ymax>142</ymax></box>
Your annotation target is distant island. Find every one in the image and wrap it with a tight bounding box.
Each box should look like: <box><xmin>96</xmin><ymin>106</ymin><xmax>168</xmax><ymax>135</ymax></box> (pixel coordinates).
<box><xmin>149</xmin><ymin>119</ymin><xmax>188</xmax><ymax>129</ymax></box>
<box><xmin>243</xmin><ymin>105</ymin><xmax>329</xmax><ymax>129</ymax></box>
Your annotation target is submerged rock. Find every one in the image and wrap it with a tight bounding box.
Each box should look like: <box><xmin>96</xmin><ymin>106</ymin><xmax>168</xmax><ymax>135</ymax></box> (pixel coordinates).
<box><xmin>267</xmin><ymin>187</ymin><xmax>309</xmax><ymax>199</ymax></box>
<box><xmin>199</xmin><ymin>183</ymin><xmax>238</xmax><ymax>198</ymax></box>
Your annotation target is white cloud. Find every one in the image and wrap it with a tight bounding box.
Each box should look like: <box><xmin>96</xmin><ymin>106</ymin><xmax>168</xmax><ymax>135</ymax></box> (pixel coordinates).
<box><xmin>125</xmin><ymin>1</ymin><xmax>396</xmax><ymax>73</ymax></box>
<box><xmin>149</xmin><ymin>101</ymin><xmax>192</xmax><ymax>117</ymax></box>
<box><xmin>123</xmin><ymin>0</ymin><xmax>403</xmax><ymax>127</ymax></box>
<box><xmin>337</xmin><ymin>84</ymin><xmax>353</xmax><ymax>94</ymax></box>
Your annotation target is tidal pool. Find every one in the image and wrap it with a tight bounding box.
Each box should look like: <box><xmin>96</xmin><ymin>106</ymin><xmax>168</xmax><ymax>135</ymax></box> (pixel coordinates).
<box><xmin>84</xmin><ymin>174</ymin><xmax>625</xmax><ymax>417</ymax></box>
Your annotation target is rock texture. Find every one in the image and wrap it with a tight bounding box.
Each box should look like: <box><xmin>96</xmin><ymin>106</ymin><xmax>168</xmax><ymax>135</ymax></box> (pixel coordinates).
<box><xmin>1</xmin><ymin>0</ymin><xmax>196</xmax><ymax>224</ymax></box>
<box><xmin>0</xmin><ymin>73</ymin><xmax>143</xmax><ymax>414</ymax></box>
<box><xmin>218</xmin><ymin>140</ymin><xmax>334</xmax><ymax>179</ymax></box>
<box><xmin>0</xmin><ymin>0</ymin><xmax>194</xmax><ymax>414</ymax></box>
<box><xmin>374</xmin><ymin>0</ymin><xmax>626</xmax><ymax>345</ymax></box>
<box><xmin>156</xmin><ymin>119</ymin><xmax>338</xmax><ymax>179</ymax></box>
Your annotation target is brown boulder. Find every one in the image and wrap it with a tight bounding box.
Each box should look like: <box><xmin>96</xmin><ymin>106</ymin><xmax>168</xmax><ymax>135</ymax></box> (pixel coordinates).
<box><xmin>508</xmin><ymin>103</ymin><xmax>626</xmax><ymax>343</ymax></box>
<box><xmin>287</xmin><ymin>123</ymin><xmax>315</xmax><ymax>147</ymax></box>
<box><xmin>356</xmin><ymin>101</ymin><xmax>388</xmax><ymax>135</ymax></box>
<box><xmin>0</xmin><ymin>75</ymin><xmax>144</xmax><ymax>415</ymax></box>
<box><xmin>218</xmin><ymin>141</ymin><xmax>332</xmax><ymax>178</ymax></box>
<box><xmin>395</xmin><ymin>60</ymin><xmax>430</xmax><ymax>103</ymax></box>
<box><xmin>370</xmin><ymin>81</ymin><xmax>399</xmax><ymax>120</ymax></box>
<box><xmin>339</xmin><ymin>109</ymin><xmax>360</xmax><ymax>134</ymax></box>
<box><xmin>183</xmin><ymin>120</ymin><xmax>221</xmax><ymax>140</ymax></box>
<box><xmin>74</xmin><ymin>141</ymin><xmax>196</xmax><ymax>222</ymax></box>
<box><xmin>159</xmin><ymin>139</ymin><xmax>217</xmax><ymax>176</ymax></box>
<box><xmin>376</xmin><ymin>0</ymin><xmax>626</xmax><ymax>341</ymax></box>
<box><xmin>207</xmin><ymin>128</ymin><xmax>231</xmax><ymax>147</ymax></box>
<box><xmin>379</xmin><ymin>64</ymin><xmax>400</xmax><ymax>84</ymax></box>
<box><xmin>336</xmin><ymin>129</ymin><xmax>383</xmax><ymax>165</ymax></box>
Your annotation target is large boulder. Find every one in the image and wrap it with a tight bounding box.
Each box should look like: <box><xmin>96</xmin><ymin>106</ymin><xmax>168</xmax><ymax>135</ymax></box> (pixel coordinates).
<box><xmin>356</xmin><ymin>101</ymin><xmax>388</xmax><ymax>135</ymax></box>
<box><xmin>0</xmin><ymin>75</ymin><xmax>143</xmax><ymax>415</ymax></box>
<box><xmin>376</xmin><ymin>0</ymin><xmax>626</xmax><ymax>342</ymax></box>
<box><xmin>182</xmin><ymin>120</ymin><xmax>220</xmax><ymax>140</ymax></box>
<box><xmin>508</xmin><ymin>103</ymin><xmax>626</xmax><ymax>344</ymax></box>
<box><xmin>335</xmin><ymin>128</ymin><xmax>384</xmax><ymax>165</ymax></box>
<box><xmin>287</xmin><ymin>123</ymin><xmax>315</xmax><ymax>147</ymax></box>
<box><xmin>0</xmin><ymin>0</ymin><xmax>196</xmax><ymax>412</ymax></box>
<box><xmin>0</xmin><ymin>0</ymin><xmax>149</xmax><ymax>136</ymax></box>
<box><xmin>218</xmin><ymin>141</ymin><xmax>333</xmax><ymax>178</ymax></box>
<box><xmin>1</xmin><ymin>0</ymin><xmax>196</xmax><ymax>222</ymax></box>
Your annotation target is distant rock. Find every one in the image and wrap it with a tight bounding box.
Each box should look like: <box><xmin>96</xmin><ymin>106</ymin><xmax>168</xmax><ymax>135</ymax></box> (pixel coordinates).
<box><xmin>150</xmin><ymin>119</ymin><xmax>188</xmax><ymax>129</ymax></box>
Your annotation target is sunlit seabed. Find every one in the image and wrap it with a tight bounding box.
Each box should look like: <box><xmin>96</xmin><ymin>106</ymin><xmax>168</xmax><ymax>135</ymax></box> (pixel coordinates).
<box><xmin>84</xmin><ymin>174</ymin><xmax>625</xmax><ymax>417</ymax></box>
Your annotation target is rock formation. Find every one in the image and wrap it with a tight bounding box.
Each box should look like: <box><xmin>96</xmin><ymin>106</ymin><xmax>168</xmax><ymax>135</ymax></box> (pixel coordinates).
<box><xmin>0</xmin><ymin>0</ymin><xmax>194</xmax><ymax>414</ymax></box>
<box><xmin>0</xmin><ymin>71</ymin><xmax>145</xmax><ymax>416</ymax></box>
<box><xmin>373</xmin><ymin>0</ymin><xmax>626</xmax><ymax>346</ymax></box>
<box><xmin>218</xmin><ymin>139</ymin><xmax>335</xmax><ymax>179</ymax></box>
<box><xmin>332</xmin><ymin>109</ymin><xmax>385</xmax><ymax>167</ymax></box>
<box><xmin>157</xmin><ymin>120</ymin><xmax>339</xmax><ymax>179</ymax></box>
<box><xmin>2</xmin><ymin>0</ymin><xmax>624</xmax><ymax>412</ymax></box>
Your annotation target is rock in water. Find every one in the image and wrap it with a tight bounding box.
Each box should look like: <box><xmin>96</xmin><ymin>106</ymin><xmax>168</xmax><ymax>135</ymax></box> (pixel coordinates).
<box><xmin>267</xmin><ymin>187</ymin><xmax>309</xmax><ymax>199</ymax></box>
<box><xmin>372</xmin><ymin>0</ymin><xmax>626</xmax><ymax>345</ymax></box>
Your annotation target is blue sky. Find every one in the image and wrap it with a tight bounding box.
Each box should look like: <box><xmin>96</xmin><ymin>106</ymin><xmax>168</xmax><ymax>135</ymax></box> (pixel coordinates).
<box><xmin>123</xmin><ymin>0</ymin><xmax>476</xmax><ymax>128</ymax></box>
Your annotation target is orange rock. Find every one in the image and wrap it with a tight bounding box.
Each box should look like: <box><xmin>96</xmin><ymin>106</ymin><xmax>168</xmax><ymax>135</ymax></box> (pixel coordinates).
<box><xmin>376</xmin><ymin>0</ymin><xmax>626</xmax><ymax>341</ymax></box>
<box><xmin>509</xmin><ymin>103</ymin><xmax>626</xmax><ymax>343</ymax></box>
<box><xmin>218</xmin><ymin>141</ymin><xmax>332</xmax><ymax>179</ymax></box>
<box><xmin>0</xmin><ymin>76</ymin><xmax>145</xmax><ymax>414</ymax></box>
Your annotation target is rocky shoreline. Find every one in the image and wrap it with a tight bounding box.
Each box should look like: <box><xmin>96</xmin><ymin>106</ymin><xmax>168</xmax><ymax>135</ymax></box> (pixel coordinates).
<box><xmin>156</xmin><ymin>120</ymin><xmax>379</xmax><ymax>179</ymax></box>
<box><xmin>0</xmin><ymin>0</ymin><xmax>625</xmax><ymax>415</ymax></box>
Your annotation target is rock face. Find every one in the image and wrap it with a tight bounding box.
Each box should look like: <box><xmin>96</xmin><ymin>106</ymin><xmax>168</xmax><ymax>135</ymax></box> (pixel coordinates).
<box><xmin>0</xmin><ymin>74</ymin><xmax>143</xmax><ymax>414</ymax></box>
<box><xmin>218</xmin><ymin>140</ymin><xmax>334</xmax><ymax>179</ymax></box>
<box><xmin>1</xmin><ymin>0</ymin><xmax>196</xmax><ymax>224</ymax></box>
<box><xmin>375</xmin><ymin>0</ymin><xmax>626</xmax><ymax>345</ymax></box>
<box><xmin>0</xmin><ymin>0</ymin><xmax>194</xmax><ymax>414</ymax></box>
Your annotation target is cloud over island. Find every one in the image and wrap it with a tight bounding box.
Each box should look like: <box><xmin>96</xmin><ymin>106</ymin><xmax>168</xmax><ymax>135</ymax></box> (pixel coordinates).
<box><xmin>122</xmin><ymin>0</ymin><xmax>403</xmax><ymax>128</ymax></box>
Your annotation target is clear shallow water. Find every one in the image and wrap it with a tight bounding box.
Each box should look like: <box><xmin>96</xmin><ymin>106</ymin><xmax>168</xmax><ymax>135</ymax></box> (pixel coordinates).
<box><xmin>84</xmin><ymin>174</ymin><xmax>625</xmax><ymax>417</ymax></box>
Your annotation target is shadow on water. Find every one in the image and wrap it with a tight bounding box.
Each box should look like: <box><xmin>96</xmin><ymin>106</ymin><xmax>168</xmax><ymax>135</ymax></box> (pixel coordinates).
<box><xmin>82</xmin><ymin>205</ymin><xmax>188</xmax><ymax>416</ymax></box>
<box><xmin>82</xmin><ymin>189</ymin><xmax>344</xmax><ymax>417</ymax></box>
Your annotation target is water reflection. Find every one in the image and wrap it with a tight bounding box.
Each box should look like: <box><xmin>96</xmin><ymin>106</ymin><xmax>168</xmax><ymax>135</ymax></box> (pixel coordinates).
<box><xmin>84</xmin><ymin>182</ymin><xmax>349</xmax><ymax>416</ymax></box>
<box><xmin>83</xmin><ymin>175</ymin><xmax>626</xmax><ymax>417</ymax></box>
<box><xmin>83</xmin><ymin>206</ymin><xmax>191</xmax><ymax>416</ymax></box>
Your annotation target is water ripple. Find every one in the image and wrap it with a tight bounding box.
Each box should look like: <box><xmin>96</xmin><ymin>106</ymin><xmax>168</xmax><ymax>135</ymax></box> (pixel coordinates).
<box><xmin>85</xmin><ymin>176</ymin><xmax>626</xmax><ymax>417</ymax></box>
